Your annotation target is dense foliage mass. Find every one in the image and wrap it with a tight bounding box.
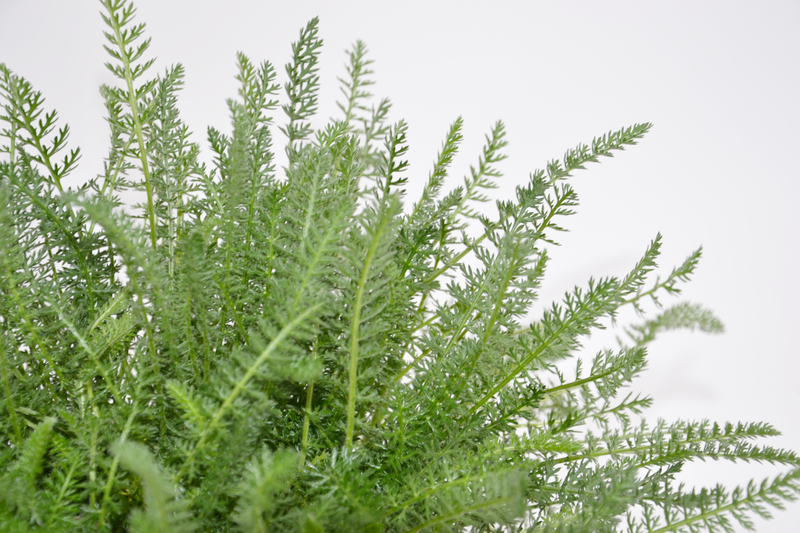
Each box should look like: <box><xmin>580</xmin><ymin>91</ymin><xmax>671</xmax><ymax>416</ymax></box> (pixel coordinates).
<box><xmin>1</xmin><ymin>1</ymin><xmax>798</xmax><ymax>531</ymax></box>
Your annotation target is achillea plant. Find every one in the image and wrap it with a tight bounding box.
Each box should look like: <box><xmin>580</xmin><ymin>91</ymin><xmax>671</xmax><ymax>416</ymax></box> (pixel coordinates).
<box><xmin>0</xmin><ymin>1</ymin><xmax>797</xmax><ymax>532</ymax></box>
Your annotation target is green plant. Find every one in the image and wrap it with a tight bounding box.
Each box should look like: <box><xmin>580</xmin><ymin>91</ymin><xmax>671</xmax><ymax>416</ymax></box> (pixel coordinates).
<box><xmin>0</xmin><ymin>1</ymin><xmax>797</xmax><ymax>531</ymax></box>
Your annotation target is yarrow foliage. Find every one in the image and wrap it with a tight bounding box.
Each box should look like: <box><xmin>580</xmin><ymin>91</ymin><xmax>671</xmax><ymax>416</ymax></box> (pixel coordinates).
<box><xmin>0</xmin><ymin>1</ymin><xmax>798</xmax><ymax>532</ymax></box>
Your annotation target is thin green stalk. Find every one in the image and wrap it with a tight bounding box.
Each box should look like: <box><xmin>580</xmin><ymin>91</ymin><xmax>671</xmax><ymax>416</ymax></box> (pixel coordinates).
<box><xmin>99</xmin><ymin>399</ymin><xmax>140</xmax><ymax>528</ymax></box>
<box><xmin>8</xmin><ymin>119</ymin><xmax>16</xmax><ymax>167</ymax></box>
<box><xmin>184</xmin><ymin>291</ymin><xmax>199</xmax><ymax>380</ymax></box>
<box><xmin>87</xmin><ymin>132</ymin><xmax>134</xmax><ymax>239</ymax></box>
<box><xmin>541</xmin><ymin>366</ymin><xmax>619</xmax><ymax>397</ymax></box>
<box><xmin>87</xmin><ymin>382</ymin><xmax>100</xmax><ymax>510</ymax></box>
<box><xmin>301</xmin><ymin>379</ymin><xmax>314</xmax><ymax>465</ymax></box>
<box><xmin>0</xmin><ymin>333</ymin><xmax>22</xmax><ymax>446</ymax></box>
<box><xmin>301</xmin><ymin>337</ymin><xmax>319</xmax><ymax>466</ymax></box>
<box><xmin>215</xmin><ymin>273</ymin><xmax>248</xmax><ymax>343</ymax></box>
<box><xmin>345</xmin><ymin>206</ymin><xmax>395</xmax><ymax>450</ymax></box>
<box><xmin>200</xmin><ymin>305</ymin><xmax>211</xmax><ymax>382</ymax></box>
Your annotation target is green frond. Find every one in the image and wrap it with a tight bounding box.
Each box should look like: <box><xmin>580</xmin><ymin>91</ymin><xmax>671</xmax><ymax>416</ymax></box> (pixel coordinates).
<box><xmin>179</xmin><ymin>300</ymin><xmax>324</xmax><ymax>479</ymax></box>
<box><xmin>113</xmin><ymin>441</ymin><xmax>197</xmax><ymax>533</ymax></box>
<box><xmin>87</xmin><ymin>287</ymin><xmax>131</xmax><ymax>335</ymax></box>
<box><xmin>233</xmin><ymin>449</ymin><xmax>300</xmax><ymax>533</ymax></box>
<box><xmin>356</xmin><ymin>96</ymin><xmax>393</xmax><ymax>178</ymax></box>
<box><xmin>556</xmin><ymin>419</ymin><xmax>797</xmax><ymax>469</ymax></box>
<box><xmin>470</xmin><ymin>275</ymin><xmax>620</xmax><ymax>415</ymax></box>
<box><xmin>343</xmin><ymin>194</ymin><xmax>402</xmax><ymax>450</ymax></box>
<box><xmin>421</xmin><ymin>123</ymin><xmax>648</xmax><ymax>291</ymax></box>
<box><xmin>100</xmin><ymin>0</ymin><xmax>159</xmax><ymax>248</ymax></box>
<box><xmin>626</xmin><ymin>302</ymin><xmax>724</xmax><ymax>347</ymax></box>
<box><xmin>0</xmin><ymin>332</ymin><xmax>23</xmax><ymax>447</ymax></box>
<box><xmin>11</xmin><ymin>417</ymin><xmax>55</xmax><ymax>488</ymax></box>
<box><xmin>336</xmin><ymin>40</ymin><xmax>375</xmax><ymax>129</ymax></box>
<box><xmin>437</xmin><ymin>120</ymin><xmax>507</xmax><ymax>244</ymax></box>
<box><xmin>0</xmin><ymin>65</ymin><xmax>81</xmax><ymax>191</ymax></box>
<box><xmin>0</xmin><ymin>164</ymin><xmax>92</xmax><ymax>282</ymax></box>
<box><xmin>376</xmin><ymin>120</ymin><xmax>409</xmax><ymax>199</ymax></box>
<box><xmin>628</xmin><ymin>468</ymin><xmax>800</xmax><ymax>533</ymax></box>
<box><xmin>407</xmin><ymin>116</ymin><xmax>464</xmax><ymax>228</ymax></box>
<box><xmin>626</xmin><ymin>247</ymin><xmax>703</xmax><ymax>312</ymax></box>
<box><xmin>235</xmin><ymin>52</ymin><xmax>281</xmax><ymax>120</ymax></box>
<box><xmin>166</xmin><ymin>380</ymin><xmax>207</xmax><ymax>432</ymax></box>
<box><xmin>402</xmin><ymin>470</ymin><xmax>527</xmax><ymax>533</ymax></box>
<box><xmin>543</xmin><ymin>347</ymin><xmax>648</xmax><ymax>401</ymax></box>
<box><xmin>148</xmin><ymin>63</ymin><xmax>201</xmax><ymax>281</ymax></box>
<box><xmin>0</xmin><ymin>417</ymin><xmax>55</xmax><ymax>524</ymax></box>
<box><xmin>282</xmin><ymin>17</ymin><xmax>323</xmax><ymax>165</ymax></box>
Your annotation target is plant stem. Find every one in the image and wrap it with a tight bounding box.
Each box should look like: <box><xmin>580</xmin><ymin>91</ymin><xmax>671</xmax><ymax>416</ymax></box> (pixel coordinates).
<box><xmin>0</xmin><ymin>334</ymin><xmax>22</xmax><ymax>446</ymax></box>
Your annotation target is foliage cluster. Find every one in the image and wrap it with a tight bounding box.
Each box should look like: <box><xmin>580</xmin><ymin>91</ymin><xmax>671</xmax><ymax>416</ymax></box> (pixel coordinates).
<box><xmin>0</xmin><ymin>1</ymin><xmax>798</xmax><ymax>531</ymax></box>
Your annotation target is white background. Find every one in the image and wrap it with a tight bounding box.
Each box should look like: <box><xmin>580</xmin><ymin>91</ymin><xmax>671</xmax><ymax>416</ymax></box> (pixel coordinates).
<box><xmin>1</xmin><ymin>1</ymin><xmax>798</xmax><ymax>531</ymax></box>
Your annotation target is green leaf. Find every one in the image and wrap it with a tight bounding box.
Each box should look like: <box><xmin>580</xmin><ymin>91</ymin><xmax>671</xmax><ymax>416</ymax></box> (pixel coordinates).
<box><xmin>0</xmin><ymin>417</ymin><xmax>55</xmax><ymax>524</ymax></box>
<box><xmin>234</xmin><ymin>449</ymin><xmax>300</xmax><ymax>533</ymax></box>
<box><xmin>112</xmin><ymin>440</ymin><xmax>197</xmax><ymax>533</ymax></box>
<box><xmin>282</xmin><ymin>17</ymin><xmax>323</xmax><ymax>165</ymax></box>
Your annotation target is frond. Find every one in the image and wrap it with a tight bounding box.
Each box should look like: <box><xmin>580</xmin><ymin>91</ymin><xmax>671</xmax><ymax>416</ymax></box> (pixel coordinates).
<box><xmin>233</xmin><ymin>449</ymin><xmax>300</xmax><ymax>533</ymax></box>
<box><xmin>281</xmin><ymin>17</ymin><xmax>323</xmax><ymax>165</ymax></box>
<box><xmin>336</xmin><ymin>40</ymin><xmax>375</xmax><ymax>129</ymax></box>
<box><xmin>627</xmin><ymin>468</ymin><xmax>800</xmax><ymax>533</ymax></box>
<box><xmin>400</xmin><ymin>469</ymin><xmax>527</xmax><ymax>533</ymax></box>
<box><xmin>341</xmin><ymin>194</ymin><xmax>403</xmax><ymax>449</ymax></box>
<box><xmin>625</xmin><ymin>302</ymin><xmax>724</xmax><ymax>348</ymax></box>
<box><xmin>0</xmin><ymin>418</ymin><xmax>55</xmax><ymax>525</ymax></box>
<box><xmin>0</xmin><ymin>64</ymin><xmax>81</xmax><ymax>191</ymax></box>
<box><xmin>113</xmin><ymin>441</ymin><xmax>197</xmax><ymax>533</ymax></box>
<box><xmin>375</xmin><ymin>119</ymin><xmax>409</xmax><ymax>200</ymax></box>
<box><xmin>100</xmin><ymin>0</ymin><xmax>160</xmax><ymax>247</ymax></box>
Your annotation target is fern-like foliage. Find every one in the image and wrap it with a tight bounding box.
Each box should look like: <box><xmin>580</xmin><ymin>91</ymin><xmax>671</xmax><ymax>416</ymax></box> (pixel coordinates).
<box><xmin>112</xmin><ymin>441</ymin><xmax>196</xmax><ymax>533</ymax></box>
<box><xmin>0</xmin><ymin>2</ymin><xmax>796</xmax><ymax>532</ymax></box>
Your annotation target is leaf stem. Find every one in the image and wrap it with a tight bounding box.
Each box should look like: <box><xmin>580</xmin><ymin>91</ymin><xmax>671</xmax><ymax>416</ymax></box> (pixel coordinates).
<box><xmin>0</xmin><ymin>334</ymin><xmax>22</xmax><ymax>446</ymax></box>
<box><xmin>345</xmin><ymin>201</ymin><xmax>396</xmax><ymax>450</ymax></box>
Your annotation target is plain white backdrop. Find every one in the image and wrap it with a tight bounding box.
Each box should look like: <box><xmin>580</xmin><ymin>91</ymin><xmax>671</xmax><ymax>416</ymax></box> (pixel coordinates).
<box><xmin>1</xmin><ymin>1</ymin><xmax>798</xmax><ymax>531</ymax></box>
